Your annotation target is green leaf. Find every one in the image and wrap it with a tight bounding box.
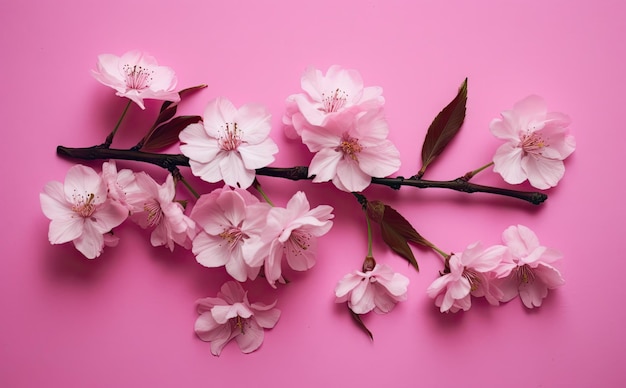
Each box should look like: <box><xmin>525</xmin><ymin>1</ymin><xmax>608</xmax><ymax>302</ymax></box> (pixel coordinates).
<box><xmin>141</xmin><ymin>115</ymin><xmax>202</xmax><ymax>151</ymax></box>
<box><xmin>418</xmin><ymin>78</ymin><xmax>468</xmax><ymax>178</ymax></box>
<box><xmin>348</xmin><ymin>307</ymin><xmax>373</xmax><ymax>340</ymax></box>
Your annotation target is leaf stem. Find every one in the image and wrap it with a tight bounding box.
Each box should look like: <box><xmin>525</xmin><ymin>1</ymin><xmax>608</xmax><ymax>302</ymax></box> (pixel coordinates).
<box><xmin>56</xmin><ymin>146</ymin><xmax>547</xmax><ymax>205</ymax></box>
<box><xmin>179</xmin><ymin>176</ymin><xmax>200</xmax><ymax>199</ymax></box>
<box><xmin>170</xmin><ymin>168</ymin><xmax>200</xmax><ymax>199</ymax></box>
<box><xmin>431</xmin><ymin>245</ymin><xmax>451</xmax><ymax>262</ymax></box>
<box><xmin>365</xmin><ymin>213</ymin><xmax>373</xmax><ymax>258</ymax></box>
<box><xmin>102</xmin><ymin>100</ymin><xmax>132</xmax><ymax>148</ymax></box>
<box><xmin>462</xmin><ymin>161</ymin><xmax>495</xmax><ymax>181</ymax></box>
<box><xmin>253</xmin><ymin>179</ymin><xmax>274</xmax><ymax>206</ymax></box>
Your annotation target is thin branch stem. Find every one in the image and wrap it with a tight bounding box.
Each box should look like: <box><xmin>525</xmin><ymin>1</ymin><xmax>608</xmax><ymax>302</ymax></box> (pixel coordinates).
<box><xmin>56</xmin><ymin>145</ymin><xmax>547</xmax><ymax>205</ymax></box>
<box><xmin>179</xmin><ymin>176</ymin><xmax>201</xmax><ymax>199</ymax></box>
<box><xmin>253</xmin><ymin>179</ymin><xmax>274</xmax><ymax>206</ymax></box>
<box><xmin>462</xmin><ymin>161</ymin><xmax>495</xmax><ymax>181</ymax></box>
<box><xmin>431</xmin><ymin>246</ymin><xmax>451</xmax><ymax>262</ymax></box>
<box><xmin>102</xmin><ymin>100</ymin><xmax>132</xmax><ymax>148</ymax></box>
<box><xmin>170</xmin><ymin>167</ymin><xmax>200</xmax><ymax>199</ymax></box>
<box><xmin>365</xmin><ymin>213</ymin><xmax>373</xmax><ymax>258</ymax></box>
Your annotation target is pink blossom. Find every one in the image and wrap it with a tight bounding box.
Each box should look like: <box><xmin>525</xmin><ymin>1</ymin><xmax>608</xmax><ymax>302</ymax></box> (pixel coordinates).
<box><xmin>335</xmin><ymin>263</ymin><xmax>409</xmax><ymax>314</ymax></box>
<box><xmin>427</xmin><ymin>242</ymin><xmax>507</xmax><ymax>313</ymax></box>
<box><xmin>495</xmin><ymin>225</ymin><xmax>564</xmax><ymax>308</ymax></box>
<box><xmin>283</xmin><ymin>65</ymin><xmax>384</xmax><ymax>138</ymax></box>
<box><xmin>190</xmin><ymin>186</ymin><xmax>268</xmax><ymax>282</ymax></box>
<box><xmin>179</xmin><ymin>97</ymin><xmax>278</xmax><ymax>189</ymax></box>
<box><xmin>302</xmin><ymin>109</ymin><xmax>401</xmax><ymax>192</ymax></box>
<box><xmin>101</xmin><ymin>160</ymin><xmax>140</xmax><ymax>212</ymax></box>
<box><xmin>91</xmin><ymin>50</ymin><xmax>180</xmax><ymax>109</ymax></box>
<box><xmin>490</xmin><ymin>95</ymin><xmax>575</xmax><ymax>189</ymax></box>
<box><xmin>195</xmin><ymin>281</ymin><xmax>280</xmax><ymax>356</ymax></box>
<box><xmin>130</xmin><ymin>173</ymin><xmax>196</xmax><ymax>251</ymax></box>
<box><xmin>243</xmin><ymin>191</ymin><xmax>334</xmax><ymax>287</ymax></box>
<box><xmin>40</xmin><ymin>164</ymin><xmax>128</xmax><ymax>259</ymax></box>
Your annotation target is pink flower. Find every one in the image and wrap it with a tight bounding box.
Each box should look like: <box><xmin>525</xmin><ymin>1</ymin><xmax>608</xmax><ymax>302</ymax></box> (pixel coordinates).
<box><xmin>190</xmin><ymin>186</ymin><xmax>268</xmax><ymax>282</ymax></box>
<box><xmin>40</xmin><ymin>164</ymin><xmax>128</xmax><ymax>259</ymax></box>
<box><xmin>91</xmin><ymin>51</ymin><xmax>180</xmax><ymax>109</ymax></box>
<box><xmin>302</xmin><ymin>109</ymin><xmax>401</xmax><ymax>192</ymax></box>
<box><xmin>101</xmin><ymin>160</ymin><xmax>140</xmax><ymax>212</ymax></box>
<box><xmin>495</xmin><ymin>225</ymin><xmax>564</xmax><ymax>308</ymax></box>
<box><xmin>490</xmin><ymin>95</ymin><xmax>575</xmax><ymax>189</ymax></box>
<box><xmin>195</xmin><ymin>281</ymin><xmax>280</xmax><ymax>356</ymax></box>
<box><xmin>130</xmin><ymin>173</ymin><xmax>196</xmax><ymax>251</ymax></box>
<box><xmin>283</xmin><ymin>65</ymin><xmax>384</xmax><ymax>138</ymax></box>
<box><xmin>427</xmin><ymin>242</ymin><xmax>507</xmax><ymax>313</ymax></box>
<box><xmin>179</xmin><ymin>97</ymin><xmax>278</xmax><ymax>189</ymax></box>
<box><xmin>243</xmin><ymin>191</ymin><xmax>334</xmax><ymax>287</ymax></box>
<box><xmin>335</xmin><ymin>262</ymin><xmax>409</xmax><ymax>314</ymax></box>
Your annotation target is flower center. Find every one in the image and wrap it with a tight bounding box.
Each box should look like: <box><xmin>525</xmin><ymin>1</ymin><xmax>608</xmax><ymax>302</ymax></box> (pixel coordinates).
<box><xmin>144</xmin><ymin>200</ymin><xmax>163</xmax><ymax>228</ymax></box>
<box><xmin>321</xmin><ymin>88</ymin><xmax>348</xmax><ymax>113</ymax></box>
<box><xmin>286</xmin><ymin>229</ymin><xmax>311</xmax><ymax>256</ymax></box>
<box><xmin>71</xmin><ymin>192</ymin><xmax>97</xmax><ymax>218</ymax></box>
<box><xmin>122</xmin><ymin>64</ymin><xmax>154</xmax><ymax>90</ymax></box>
<box><xmin>516</xmin><ymin>264</ymin><xmax>536</xmax><ymax>284</ymax></box>
<box><xmin>520</xmin><ymin>131</ymin><xmax>548</xmax><ymax>155</ymax></box>
<box><xmin>219</xmin><ymin>226</ymin><xmax>248</xmax><ymax>248</ymax></box>
<box><xmin>219</xmin><ymin>122</ymin><xmax>243</xmax><ymax>151</ymax></box>
<box><xmin>232</xmin><ymin>315</ymin><xmax>248</xmax><ymax>334</ymax></box>
<box><xmin>336</xmin><ymin>134</ymin><xmax>362</xmax><ymax>161</ymax></box>
<box><xmin>462</xmin><ymin>268</ymin><xmax>481</xmax><ymax>292</ymax></box>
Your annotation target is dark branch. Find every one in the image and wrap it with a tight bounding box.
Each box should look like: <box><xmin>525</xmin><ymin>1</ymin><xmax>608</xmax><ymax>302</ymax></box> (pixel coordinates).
<box><xmin>57</xmin><ymin>145</ymin><xmax>547</xmax><ymax>205</ymax></box>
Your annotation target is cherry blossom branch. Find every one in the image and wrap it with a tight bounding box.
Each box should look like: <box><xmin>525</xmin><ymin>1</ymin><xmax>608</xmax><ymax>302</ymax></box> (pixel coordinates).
<box><xmin>56</xmin><ymin>145</ymin><xmax>547</xmax><ymax>205</ymax></box>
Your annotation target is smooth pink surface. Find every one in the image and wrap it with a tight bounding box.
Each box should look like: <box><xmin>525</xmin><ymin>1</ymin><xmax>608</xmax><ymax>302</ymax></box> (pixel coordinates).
<box><xmin>2</xmin><ymin>1</ymin><xmax>625</xmax><ymax>386</ymax></box>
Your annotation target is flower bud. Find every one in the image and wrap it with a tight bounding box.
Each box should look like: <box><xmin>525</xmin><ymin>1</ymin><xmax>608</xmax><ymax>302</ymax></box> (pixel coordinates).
<box><xmin>362</xmin><ymin>255</ymin><xmax>376</xmax><ymax>272</ymax></box>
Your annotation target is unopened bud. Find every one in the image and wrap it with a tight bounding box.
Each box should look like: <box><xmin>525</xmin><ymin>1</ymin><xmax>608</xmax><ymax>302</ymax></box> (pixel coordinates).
<box><xmin>362</xmin><ymin>256</ymin><xmax>376</xmax><ymax>272</ymax></box>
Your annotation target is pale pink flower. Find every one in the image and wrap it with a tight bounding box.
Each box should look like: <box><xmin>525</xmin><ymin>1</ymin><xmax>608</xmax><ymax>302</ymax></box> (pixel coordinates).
<box><xmin>179</xmin><ymin>97</ymin><xmax>278</xmax><ymax>189</ymax></box>
<box><xmin>335</xmin><ymin>262</ymin><xmax>409</xmax><ymax>314</ymax></box>
<box><xmin>495</xmin><ymin>225</ymin><xmax>564</xmax><ymax>308</ymax></box>
<box><xmin>490</xmin><ymin>95</ymin><xmax>575</xmax><ymax>189</ymax></box>
<box><xmin>195</xmin><ymin>281</ymin><xmax>280</xmax><ymax>356</ymax></box>
<box><xmin>302</xmin><ymin>109</ymin><xmax>401</xmax><ymax>192</ymax></box>
<box><xmin>427</xmin><ymin>242</ymin><xmax>507</xmax><ymax>313</ymax></box>
<box><xmin>40</xmin><ymin>164</ymin><xmax>128</xmax><ymax>259</ymax></box>
<box><xmin>190</xmin><ymin>186</ymin><xmax>268</xmax><ymax>282</ymax></box>
<box><xmin>283</xmin><ymin>65</ymin><xmax>384</xmax><ymax>138</ymax></box>
<box><xmin>91</xmin><ymin>50</ymin><xmax>180</xmax><ymax>109</ymax></box>
<box><xmin>243</xmin><ymin>191</ymin><xmax>334</xmax><ymax>287</ymax></box>
<box><xmin>101</xmin><ymin>160</ymin><xmax>140</xmax><ymax>212</ymax></box>
<box><xmin>130</xmin><ymin>173</ymin><xmax>196</xmax><ymax>251</ymax></box>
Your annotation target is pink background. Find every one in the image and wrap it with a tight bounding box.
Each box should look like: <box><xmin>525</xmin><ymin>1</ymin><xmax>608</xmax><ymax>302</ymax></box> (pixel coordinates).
<box><xmin>1</xmin><ymin>1</ymin><xmax>625</xmax><ymax>386</ymax></box>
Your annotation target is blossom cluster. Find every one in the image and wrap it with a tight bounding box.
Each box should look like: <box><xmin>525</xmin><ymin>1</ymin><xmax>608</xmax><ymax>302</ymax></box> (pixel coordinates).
<box><xmin>282</xmin><ymin>65</ymin><xmax>401</xmax><ymax>192</ymax></box>
<box><xmin>427</xmin><ymin>225</ymin><xmax>564</xmax><ymax>312</ymax></box>
<box><xmin>40</xmin><ymin>161</ymin><xmax>195</xmax><ymax>259</ymax></box>
<box><xmin>191</xmin><ymin>186</ymin><xmax>333</xmax><ymax>287</ymax></box>
<box><xmin>39</xmin><ymin>160</ymin><xmax>333</xmax><ymax>284</ymax></box>
<box><xmin>41</xmin><ymin>51</ymin><xmax>575</xmax><ymax>355</ymax></box>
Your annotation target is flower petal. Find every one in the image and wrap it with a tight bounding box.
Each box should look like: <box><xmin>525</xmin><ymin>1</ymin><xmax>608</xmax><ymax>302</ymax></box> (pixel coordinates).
<box><xmin>522</xmin><ymin>155</ymin><xmax>565</xmax><ymax>189</ymax></box>
<box><xmin>493</xmin><ymin>143</ymin><xmax>526</xmax><ymax>184</ymax></box>
<box><xmin>238</xmin><ymin>139</ymin><xmax>278</xmax><ymax>169</ymax></box>
<box><xmin>335</xmin><ymin>159</ymin><xmax>371</xmax><ymax>192</ymax></box>
<box><xmin>219</xmin><ymin>151</ymin><xmax>255</xmax><ymax>189</ymax></box>
<box><xmin>235</xmin><ymin>319</ymin><xmax>265</xmax><ymax>354</ymax></box>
